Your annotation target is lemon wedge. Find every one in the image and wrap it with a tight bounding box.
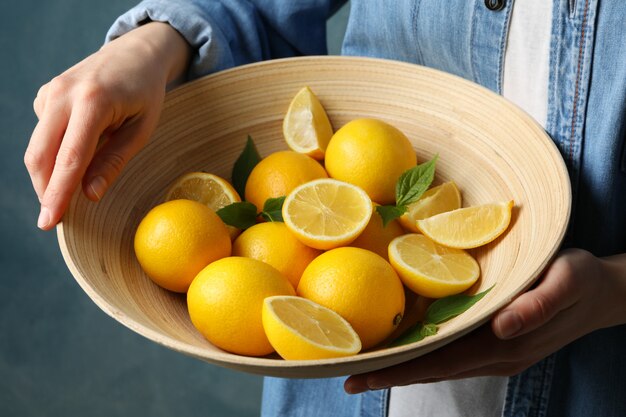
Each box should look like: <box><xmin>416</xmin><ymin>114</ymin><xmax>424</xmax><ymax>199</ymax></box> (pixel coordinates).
<box><xmin>416</xmin><ymin>201</ymin><xmax>514</xmax><ymax>249</ymax></box>
<box><xmin>262</xmin><ymin>296</ymin><xmax>362</xmax><ymax>360</ymax></box>
<box><xmin>388</xmin><ymin>234</ymin><xmax>480</xmax><ymax>298</ymax></box>
<box><xmin>399</xmin><ymin>182</ymin><xmax>462</xmax><ymax>232</ymax></box>
<box><xmin>282</xmin><ymin>86</ymin><xmax>333</xmax><ymax>160</ymax></box>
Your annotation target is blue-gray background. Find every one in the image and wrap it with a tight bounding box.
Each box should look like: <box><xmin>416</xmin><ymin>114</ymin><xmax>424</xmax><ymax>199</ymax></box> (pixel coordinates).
<box><xmin>0</xmin><ymin>2</ymin><xmax>348</xmax><ymax>416</ymax></box>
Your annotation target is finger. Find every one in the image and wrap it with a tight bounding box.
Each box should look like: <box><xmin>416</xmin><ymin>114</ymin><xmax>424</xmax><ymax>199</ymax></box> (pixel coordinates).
<box><xmin>345</xmin><ymin>325</ymin><xmax>501</xmax><ymax>393</ymax></box>
<box><xmin>82</xmin><ymin>114</ymin><xmax>155</xmax><ymax>201</ymax></box>
<box><xmin>492</xmin><ymin>261</ymin><xmax>579</xmax><ymax>339</ymax></box>
<box><xmin>24</xmin><ymin>102</ymin><xmax>69</xmax><ymax>201</ymax></box>
<box><xmin>38</xmin><ymin>106</ymin><xmax>104</xmax><ymax>229</ymax></box>
<box><xmin>345</xmin><ymin>318</ymin><xmax>562</xmax><ymax>395</ymax></box>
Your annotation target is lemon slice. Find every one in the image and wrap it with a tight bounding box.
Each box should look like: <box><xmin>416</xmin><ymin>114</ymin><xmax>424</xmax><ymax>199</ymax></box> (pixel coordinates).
<box><xmin>388</xmin><ymin>234</ymin><xmax>480</xmax><ymax>298</ymax></box>
<box><xmin>416</xmin><ymin>201</ymin><xmax>514</xmax><ymax>249</ymax></box>
<box><xmin>165</xmin><ymin>172</ymin><xmax>241</xmax><ymax>239</ymax></box>
<box><xmin>283</xmin><ymin>86</ymin><xmax>333</xmax><ymax>160</ymax></box>
<box><xmin>262</xmin><ymin>296</ymin><xmax>362</xmax><ymax>360</ymax></box>
<box><xmin>282</xmin><ymin>178</ymin><xmax>373</xmax><ymax>250</ymax></box>
<box><xmin>399</xmin><ymin>182</ymin><xmax>462</xmax><ymax>232</ymax></box>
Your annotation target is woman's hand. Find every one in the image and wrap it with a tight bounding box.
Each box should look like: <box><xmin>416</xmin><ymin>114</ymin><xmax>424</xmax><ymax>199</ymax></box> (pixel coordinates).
<box><xmin>25</xmin><ymin>22</ymin><xmax>191</xmax><ymax>230</ymax></box>
<box><xmin>344</xmin><ymin>248</ymin><xmax>626</xmax><ymax>394</ymax></box>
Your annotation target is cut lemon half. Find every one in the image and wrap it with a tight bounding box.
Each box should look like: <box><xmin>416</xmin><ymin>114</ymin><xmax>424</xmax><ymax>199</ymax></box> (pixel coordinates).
<box><xmin>164</xmin><ymin>172</ymin><xmax>241</xmax><ymax>239</ymax></box>
<box><xmin>262</xmin><ymin>296</ymin><xmax>362</xmax><ymax>360</ymax></box>
<box><xmin>399</xmin><ymin>182</ymin><xmax>462</xmax><ymax>232</ymax></box>
<box><xmin>282</xmin><ymin>178</ymin><xmax>373</xmax><ymax>250</ymax></box>
<box><xmin>283</xmin><ymin>86</ymin><xmax>333</xmax><ymax>160</ymax></box>
<box><xmin>388</xmin><ymin>234</ymin><xmax>480</xmax><ymax>298</ymax></box>
<box><xmin>416</xmin><ymin>201</ymin><xmax>514</xmax><ymax>249</ymax></box>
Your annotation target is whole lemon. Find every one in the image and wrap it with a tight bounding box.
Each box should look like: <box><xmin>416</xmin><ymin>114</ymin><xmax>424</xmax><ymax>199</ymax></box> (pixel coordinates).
<box><xmin>244</xmin><ymin>150</ymin><xmax>328</xmax><ymax>210</ymax></box>
<box><xmin>232</xmin><ymin>222</ymin><xmax>322</xmax><ymax>288</ymax></box>
<box><xmin>187</xmin><ymin>257</ymin><xmax>295</xmax><ymax>356</ymax></box>
<box><xmin>324</xmin><ymin>118</ymin><xmax>417</xmax><ymax>204</ymax></box>
<box><xmin>350</xmin><ymin>210</ymin><xmax>405</xmax><ymax>261</ymax></box>
<box><xmin>134</xmin><ymin>199</ymin><xmax>231</xmax><ymax>293</ymax></box>
<box><xmin>297</xmin><ymin>247</ymin><xmax>405</xmax><ymax>349</ymax></box>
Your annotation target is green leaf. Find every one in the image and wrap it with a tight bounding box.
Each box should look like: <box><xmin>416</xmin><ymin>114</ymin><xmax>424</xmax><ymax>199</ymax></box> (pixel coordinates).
<box><xmin>390</xmin><ymin>322</ymin><xmax>439</xmax><ymax>347</ymax></box>
<box><xmin>388</xmin><ymin>286</ymin><xmax>494</xmax><ymax>348</ymax></box>
<box><xmin>231</xmin><ymin>135</ymin><xmax>262</xmax><ymax>198</ymax></box>
<box><xmin>376</xmin><ymin>205</ymin><xmax>407</xmax><ymax>227</ymax></box>
<box><xmin>260</xmin><ymin>196</ymin><xmax>286</xmax><ymax>222</ymax></box>
<box><xmin>396</xmin><ymin>155</ymin><xmax>438</xmax><ymax>207</ymax></box>
<box><xmin>216</xmin><ymin>201</ymin><xmax>258</xmax><ymax>230</ymax></box>
<box><xmin>424</xmin><ymin>285</ymin><xmax>495</xmax><ymax>325</ymax></box>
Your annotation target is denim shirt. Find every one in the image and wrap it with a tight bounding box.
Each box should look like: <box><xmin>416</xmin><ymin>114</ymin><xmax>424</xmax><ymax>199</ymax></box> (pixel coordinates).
<box><xmin>108</xmin><ymin>1</ymin><xmax>626</xmax><ymax>416</ymax></box>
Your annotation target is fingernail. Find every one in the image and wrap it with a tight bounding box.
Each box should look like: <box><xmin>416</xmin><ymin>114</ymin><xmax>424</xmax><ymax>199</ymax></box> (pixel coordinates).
<box><xmin>344</xmin><ymin>377</ymin><xmax>369</xmax><ymax>395</ymax></box>
<box><xmin>37</xmin><ymin>207</ymin><xmax>51</xmax><ymax>229</ymax></box>
<box><xmin>496</xmin><ymin>310</ymin><xmax>522</xmax><ymax>339</ymax></box>
<box><xmin>89</xmin><ymin>176</ymin><xmax>107</xmax><ymax>201</ymax></box>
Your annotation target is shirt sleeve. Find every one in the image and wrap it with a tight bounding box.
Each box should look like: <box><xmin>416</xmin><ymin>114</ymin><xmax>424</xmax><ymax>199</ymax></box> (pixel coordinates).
<box><xmin>105</xmin><ymin>0</ymin><xmax>346</xmax><ymax>81</ymax></box>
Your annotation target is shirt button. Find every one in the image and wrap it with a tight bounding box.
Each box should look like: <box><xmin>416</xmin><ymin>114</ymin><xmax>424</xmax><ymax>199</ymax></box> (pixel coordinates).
<box><xmin>484</xmin><ymin>0</ymin><xmax>505</xmax><ymax>11</ymax></box>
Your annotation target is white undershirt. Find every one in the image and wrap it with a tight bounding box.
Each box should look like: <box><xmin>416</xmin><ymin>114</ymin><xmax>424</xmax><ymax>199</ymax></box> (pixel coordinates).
<box><xmin>388</xmin><ymin>2</ymin><xmax>552</xmax><ymax>416</ymax></box>
<box><xmin>502</xmin><ymin>0</ymin><xmax>552</xmax><ymax>127</ymax></box>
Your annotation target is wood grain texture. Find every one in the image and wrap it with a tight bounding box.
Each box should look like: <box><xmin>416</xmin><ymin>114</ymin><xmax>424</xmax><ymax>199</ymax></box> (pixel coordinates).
<box><xmin>56</xmin><ymin>56</ymin><xmax>571</xmax><ymax>378</ymax></box>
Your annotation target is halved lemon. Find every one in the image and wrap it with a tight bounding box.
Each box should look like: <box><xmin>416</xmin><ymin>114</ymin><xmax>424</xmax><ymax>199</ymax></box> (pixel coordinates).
<box><xmin>164</xmin><ymin>172</ymin><xmax>241</xmax><ymax>239</ymax></box>
<box><xmin>399</xmin><ymin>182</ymin><xmax>462</xmax><ymax>232</ymax></box>
<box><xmin>388</xmin><ymin>234</ymin><xmax>480</xmax><ymax>298</ymax></box>
<box><xmin>282</xmin><ymin>86</ymin><xmax>333</xmax><ymax>160</ymax></box>
<box><xmin>282</xmin><ymin>178</ymin><xmax>373</xmax><ymax>250</ymax></box>
<box><xmin>262</xmin><ymin>295</ymin><xmax>362</xmax><ymax>360</ymax></box>
<box><xmin>416</xmin><ymin>201</ymin><xmax>514</xmax><ymax>249</ymax></box>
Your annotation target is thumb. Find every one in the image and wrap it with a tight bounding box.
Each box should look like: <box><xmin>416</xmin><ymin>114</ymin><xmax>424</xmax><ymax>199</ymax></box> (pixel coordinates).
<box><xmin>491</xmin><ymin>262</ymin><xmax>578</xmax><ymax>339</ymax></box>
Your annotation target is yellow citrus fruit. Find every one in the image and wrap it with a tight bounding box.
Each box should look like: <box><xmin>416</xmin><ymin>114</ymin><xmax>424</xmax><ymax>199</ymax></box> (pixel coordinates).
<box><xmin>164</xmin><ymin>171</ymin><xmax>242</xmax><ymax>239</ymax></box>
<box><xmin>324</xmin><ymin>118</ymin><xmax>417</xmax><ymax>204</ymax></box>
<box><xmin>232</xmin><ymin>222</ymin><xmax>322</xmax><ymax>288</ymax></box>
<box><xmin>282</xmin><ymin>178</ymin><xmax>373</xmax><ymax>250</ymax></box>
<box><xmin>283</xmin><ymin>86</ymin><xmax>333</xmax><ymax>160</ymax></box>
<box><xmin>388</xmin><ymin>234</ymin><xmax>480</xmax><ymax>298</ymax></box>
<box><xmin>244</xmin><ymin>150</ymin><xmax>328</xmax><ymax>210</ymax></box>
<box><xmin>262</xmin><ymin>295</ymin><xmax>362</xmax><ymax>360</ymax></box>
<box><xmin>349</xmin><ymin>210</ymin><xmax>405</xmax><ymax>261</ymax></box>
<box><xmin>399</xmin><ymin>182</ymin><xmax>462</xmax><ymax>232</ymax></box>
<box><xmin>416</xmin><ymin>201</ymin><xmax>514</xmax><ymax>249</ymax></box>
<box><xmin>187</xmin><ymin>257</ymin><xmax>295</xmax><ymax>356</ymax></box>
<box><xmin>297</xmin><ymin>247</ymin><xmax>405</xmax><ymax>349</ymax></box>
<box><xmin>134</xmin><ymin>199</ymin><xmax>231</xmax><ymax>293</ymax></box>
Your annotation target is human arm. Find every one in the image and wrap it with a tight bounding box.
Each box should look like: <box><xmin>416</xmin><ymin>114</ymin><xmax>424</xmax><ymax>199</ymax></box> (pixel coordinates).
<box><xmin>26</xmin><ymin>0</ymin><xmax>345</xmax><ymax>230</ymax></box>
<box><xmin>106</xmin><ymin>0</ymin><xmax>346</xmax><ymax>79</ymax></box>
<box><xmin>344</xmin><ymin>248</ymin><xmax>626</xmax><ymax>393</ymax></box>
<box><xmin>25</xmin><ymin>22</ymin><xmax>191</xmax><ymax>230</ymax></box>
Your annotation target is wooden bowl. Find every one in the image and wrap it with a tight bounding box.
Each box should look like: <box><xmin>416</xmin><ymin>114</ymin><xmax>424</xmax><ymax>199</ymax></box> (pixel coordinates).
<box><xmin>57</xmin><ymin>56</ymin><xmax>571</xmax><ymax>378</ymax></box>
